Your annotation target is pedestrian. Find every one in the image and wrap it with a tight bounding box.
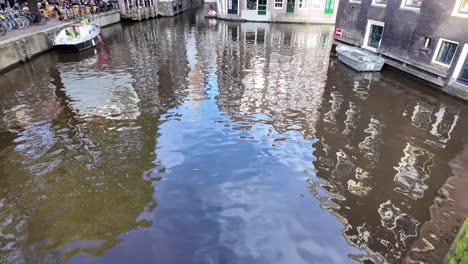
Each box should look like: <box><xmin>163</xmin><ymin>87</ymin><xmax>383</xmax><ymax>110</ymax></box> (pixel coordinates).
<box><xmin>21</xmin><ymin>2</ymin><xmax>29</xmax><ymax>11</ymax></box>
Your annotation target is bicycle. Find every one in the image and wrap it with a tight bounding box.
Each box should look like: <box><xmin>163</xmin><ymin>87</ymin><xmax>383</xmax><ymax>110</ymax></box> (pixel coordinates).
<box><xmin>0</xmin><ymin>19</ymin><xmax>6</xmax><ymax>36</ymax></box>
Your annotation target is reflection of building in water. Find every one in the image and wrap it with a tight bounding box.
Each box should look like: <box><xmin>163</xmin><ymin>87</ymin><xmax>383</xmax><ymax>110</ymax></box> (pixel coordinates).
<box><xmin>124</xmin><ymin>21</ymin><xmax>164</xmax><ymax>116</ymax></box>
<box><xmin>405</xmin><ymin>142</ymin><xmax>468</xmax><ymax>263</ymax></box>
<box><xmin>59</xmin><ymin>63</ymin><xmax>141</xmax><ymax>120</ymax></box>
<box><xmin>393</xmin><ymin>143</ymin><xmax>434</xmax><ymax>200</ymax></box>
<box><xmin>311</xmin><ymin>60</ymin><xmax>468</xmax><ymax>263</ymax></box>
<box><xmin>411</xmin><ymin>102</ymin><xmax>434</xmax><ymax>129</ymax></box>
<box><xmin>216</xmin><ymin>22</ymin><xmax>333</xmax><ymax>140</ymax></box>
<box><xmin>395</xmin><ymin>143</ymin><xmax>434</xmax><ymax>199</ymax></box>
<box><xmin>184</xmin><ymin>26</ymin><xmax>210</xmax><ymax>111</ymax></box>
<box><xmin>0</xmin><ymin>41</ymin><xmax>161</xmax><ymax>263</ymax></box>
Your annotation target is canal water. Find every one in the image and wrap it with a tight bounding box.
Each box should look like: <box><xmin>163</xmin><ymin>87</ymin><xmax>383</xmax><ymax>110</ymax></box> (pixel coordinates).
<box><xmin>0</xmin><ymin>11</ymin><xmax>467</xmax><ymax>264</ymax></box>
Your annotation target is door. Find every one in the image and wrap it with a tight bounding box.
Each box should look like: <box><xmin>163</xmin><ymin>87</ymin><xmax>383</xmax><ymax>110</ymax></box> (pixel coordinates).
<box><xmin>367</xmin><ymin>24</ymin><xmax>384</xmax><ymax>49</ymax></box>
<box><xmin>228</xmin><ymin>0</ymin><xmax>238</xmax><ymax>14</ymax></box>
<box><xmin>324</xmin><ymin>0</ymin><xmax>334</xmax><ymax>14</ymax></box>
<box><xmin>258</xmin><ymin>0</ymin><xmax>267</xmax><ymax>15</ymax></box>
<box><xmin>286</xmin><ymin>0</ymin><xmax>295</xmax><ymax>13</ymax></box>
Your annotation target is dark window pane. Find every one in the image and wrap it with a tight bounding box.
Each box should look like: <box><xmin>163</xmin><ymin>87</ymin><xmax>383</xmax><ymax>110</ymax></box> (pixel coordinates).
<box><xmin>246</xmin><ymin>0</ymin><xmax>257</xmax><ymax>10</ymax></box>
<box><xmin>458</xmin><ymin>57</ymin><xmax>468</xmax><ymax>85</ymax></box>
<box><xmin>368</xmin><ymin>25</ymin><xmax>384</xmax><ymax>49</ymax></box>
<box><xmin>228</xmin><ymin>0</ymin><xmax>238</xmax><ymax>14</ymax></box>
<box><xmin>436</xmin><ymin>41</ymin><xmax>458</xmax><ymax>65</ymax></box>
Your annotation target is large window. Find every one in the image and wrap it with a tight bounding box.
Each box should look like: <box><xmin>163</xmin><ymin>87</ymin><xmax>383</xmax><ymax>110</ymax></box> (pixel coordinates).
<box><xmin>227</xmin><ymin>0</ymin><xmax>238</xmax><ymax>14</ymax></box>
<box><xmin>457</xmin><ymin>0</ymin><xmax>468</xmax><ymax>13</ymax></box>
<box><xmin>460</xmin><ymin>0</ymin><xmax>468</xmax><ymax>13</ymax></box>
<box><xmin>458</xmin><ymin>57</ymin><xmax>468</xmax><ymax>85</ymax></box>
<box><xmin>274</xmin><ymin>0</ymin><xmax>283</xmax><ymax>8</ymax></box>
<box><xmin>246</xmin><ymin>0</ymin><xmax>257</xmax><ymax>9</ymax></box>
<box><xmin>401</xmin><ymin>0</ymin><xmax>422</xmax><ymax>8</ymax></box>
<box><xmin>298</xmin><ymin>0</ymin><xmax>305</xmax><ymax>8</ymax></box>
<box><xmin>368</xmin><ymin>25</ymin><xmax>384</xmax><ymax>48</ymax></box>
<box><xmin>311</xmin><ymin>0</ymin><xmax>321</xmax><ymax>9</ymax></box>
<box><xmin>363</xmin><ymin>20</ymin><xmax>384</xmax><ymax>51</ymax></box>
<box><xmin>433</xmin><ymin>39</ymin><xmax>458</xmax><ymax>66</ymax></box>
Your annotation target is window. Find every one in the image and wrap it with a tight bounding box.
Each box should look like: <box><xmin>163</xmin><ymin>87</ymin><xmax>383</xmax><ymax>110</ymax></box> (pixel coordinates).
<box><xmin>298</xmin><ymin>0</ymin><xmax>305</xmax><ymax>8</ymax></box>
<box><xmin>246</xmin><ymin>0</ymin><xmax>257</xmax><ymax>9</ymax></box>
<box><xmin>433</xmin><ymin>39</ymin><xmax>458</xmax><ymax>66</ymax></box>
<box><xmin>423</xmin><ymin>37</ymin><xmax>431</xmax><ymax>49</ymax></box>
<box><xmin>401</xmin><ymin>0</ymin><xmax>422</xmax><ymax>9</ymax></box>
<box><xmin>368</xmin><ymin>25</ymin><xmax>384</xmax><ymax>48</ymax></box>
<box><xmin>227</xmin><ymin>0</ymin><xmax>238</xmax><ymax>14</ymax></box>
<box><xmin>274</xmin><ymin>0</ymin><xmax>283</xmax><ymax>8</ymax></box>
<box><xmin>451</xmin><ymin>44</ymin><xmax>468</xmax><ymax>86</ymax></box>
<box><xmin>363</xmin><ymin>20</ymin><xmax>384</xmax><ymax>51</ymax></box>
<box><xmin>311</xmin><ymin>0</ymin><xmax>321</xmax><ymax>9</ymax></box>
<box><xmin>324</xmin><ymin>0</ymin><xmax>334</xmax><ymax>14</ymax></box>
<box><xmin>458</xmin><ymin>57</ymin><xmax>468</xmax><ymax>85</ymax></box>
<box><xmin>458</xmin><ymin>0</ymin><xmax>468</xmax><ymax>13</ymax></box>
<box><xmin>372</xmin><ymin>0</ymin><xmax>387</xmax><ymax>6</ymax></box>
<box><xmin>453</xmin><ymin>0</ymin><xmax>468</xmax><ymax>16</ymax></box>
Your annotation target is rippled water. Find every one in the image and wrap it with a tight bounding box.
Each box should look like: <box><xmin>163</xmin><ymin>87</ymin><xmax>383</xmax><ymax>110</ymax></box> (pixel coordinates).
<box><xmin>0</xmin><ymin>11</ymin><xmax>467</xmax><ymax>264</ymax></box>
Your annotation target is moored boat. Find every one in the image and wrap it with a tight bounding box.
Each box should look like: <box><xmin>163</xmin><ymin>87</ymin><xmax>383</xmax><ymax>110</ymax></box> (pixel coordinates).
<box><xmin>53</xmin><ymin>22</ymin><xmax>102</xmax><ymax>52</ymax></box>
<box><xmin>336</xmin><ymin>46</ymin><xmax>385</xmax><ymax>72</ymax></box>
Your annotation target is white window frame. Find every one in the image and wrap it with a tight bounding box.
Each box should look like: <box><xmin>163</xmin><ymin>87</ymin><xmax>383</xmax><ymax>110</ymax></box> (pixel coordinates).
<box><xmin>431</xmin><ymin>38</ymin><xmax>459</xmax><ymax>67</ymax></box>
<box><xmin>362</xmin><ymin>20</ymin><xmax>385</xmax><ymax>52</ymax></box>
<box><xmin>372</xmin><ymin>0</ymin><xmax>387</xmax><ymax>7</ymax></box>
<box><xmin>274</xmin><ymin>0</ymin><xmax>283</xmax><ymax>9</ymax></box>
<box><xmin>400</xmin><ymin>0</ymin><xmax>422</xmax><ymax>11</ymax></box>
<box><xmin>349</xmin><ymin>0</ymin><xmax>361</xmax><ymax>3</ymax></box>
<box><xmin>298</xmin><ymin>0</ymin><xmax>306</xmax><ymax>9</ymax></box>
<box><xmin>452</xmin><ymin>0</ymin><xmax>468</xmax><ymax>18</ymax></box>
<box><xmin>451</xmin><ymin>44</ymin><xmax>468</xmax><ymax>86</ymax></box>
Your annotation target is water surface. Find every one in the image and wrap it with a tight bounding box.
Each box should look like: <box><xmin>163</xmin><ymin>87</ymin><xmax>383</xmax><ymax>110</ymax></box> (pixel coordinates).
<box><xmin>0</xmin><ymin>11</ymin><xmax>467</xmax><ymax>264</ymax></box>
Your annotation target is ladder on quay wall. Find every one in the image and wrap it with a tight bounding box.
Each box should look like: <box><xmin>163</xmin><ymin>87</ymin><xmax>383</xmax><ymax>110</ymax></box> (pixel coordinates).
<box><xmin>15</xmin><ymin>39</ymin><xmax>31</xmax><ymax>62</ymax></box>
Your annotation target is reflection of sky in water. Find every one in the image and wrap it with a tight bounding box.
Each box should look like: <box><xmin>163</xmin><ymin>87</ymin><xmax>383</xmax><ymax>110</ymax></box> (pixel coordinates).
<box><xmin>153</xmin><ymin>74</ymin><xmax>367</xmax><ymax>264</ymax></box>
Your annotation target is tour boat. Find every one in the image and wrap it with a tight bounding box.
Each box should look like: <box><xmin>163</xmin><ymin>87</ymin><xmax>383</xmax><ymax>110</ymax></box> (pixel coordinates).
<box><xmin>53</xmin><ymin>22</ymin><xmax>103</xmax><ymax>52</ymax></box>
<box><xmin>336</xmin><ymin>46</ymin><xmax>385</xmax><ymax>72</ymax></box>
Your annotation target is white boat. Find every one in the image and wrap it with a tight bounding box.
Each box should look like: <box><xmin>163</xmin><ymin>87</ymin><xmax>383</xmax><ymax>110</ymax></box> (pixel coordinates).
<box><xmin>53</xmin><ymin>22</ymin><xmax>102</xmax><ymax>52</ymax></box>
<box><xmin>336</xmin><ymin>46</ymin><xmax>385</xmax><ymax>72</ymax></box>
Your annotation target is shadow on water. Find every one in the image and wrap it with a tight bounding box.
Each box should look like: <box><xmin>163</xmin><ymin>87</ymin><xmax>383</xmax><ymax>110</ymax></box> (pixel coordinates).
<box><xmin>0</xmin><ymin>9</ymin><xmax>467</xmax><ymax>264</ymax></box>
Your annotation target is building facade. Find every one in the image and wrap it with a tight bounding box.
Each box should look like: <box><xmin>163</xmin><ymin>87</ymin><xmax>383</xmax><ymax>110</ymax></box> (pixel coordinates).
<box><xmin>334</xmin><ymin>0</ymin><xmax>468</xmax><ymax>100</ymax></box>
<box><xmin>119</xmin><ymin>0</ymin><xmax>202</xmax><ymax>20</ymax></box>
<box><xmin>215</xmin><ymin>0</ymin><xmax>339</xmax><ymax>23</ymax></box>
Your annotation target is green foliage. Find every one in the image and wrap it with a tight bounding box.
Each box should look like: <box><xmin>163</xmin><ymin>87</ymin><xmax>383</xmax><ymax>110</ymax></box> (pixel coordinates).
<box><xmin>445</xmin><ymin>219</ymin><xmax>468</xmax><ymax>264</ymax></box>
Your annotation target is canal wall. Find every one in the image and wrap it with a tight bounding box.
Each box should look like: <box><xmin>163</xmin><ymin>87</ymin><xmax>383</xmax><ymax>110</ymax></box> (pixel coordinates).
<box><xmin>0</xmin><ymin>11</ymin><xmax>121</xmax><ymax>73</ymax></box>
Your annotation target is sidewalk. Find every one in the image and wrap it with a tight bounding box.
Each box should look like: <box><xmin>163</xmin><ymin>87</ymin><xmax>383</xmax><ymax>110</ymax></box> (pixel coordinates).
<box><xmin>0</xmin><ymin>19</ymin><xmax>69</xmax><ymax>43</ymax></box>
<box><xmin>0</xmin><ymin>11</ymin><xmax>120</xmax><ymax>72</ymax></box>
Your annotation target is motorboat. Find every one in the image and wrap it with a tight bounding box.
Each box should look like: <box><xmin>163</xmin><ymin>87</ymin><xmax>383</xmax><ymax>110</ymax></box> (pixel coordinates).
<box><xmin>336</xmin><ymin>46</ymin><xmax>385</xmax><ymax>72</ymax></box>
<box><xmin>53</xmin><ymin>22</ymin><xmax>102</xmax><ymax>52</ymax></box>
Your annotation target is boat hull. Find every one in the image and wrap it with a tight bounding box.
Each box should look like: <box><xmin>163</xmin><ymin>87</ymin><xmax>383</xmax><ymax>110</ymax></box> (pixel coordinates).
<box><xmin>336</xmin><ymin>46</ymin><xmax>385</xmax><ymax>72</ymax></box>
<box><xmin>54</xmin><ymin>35</ymin><xmax>101</xmax><ymax>53</ymax></box>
